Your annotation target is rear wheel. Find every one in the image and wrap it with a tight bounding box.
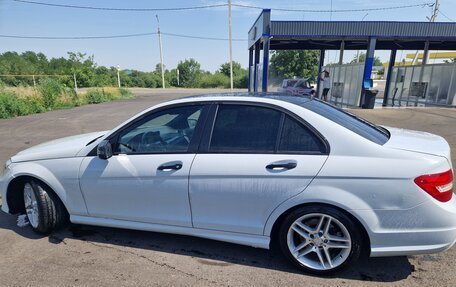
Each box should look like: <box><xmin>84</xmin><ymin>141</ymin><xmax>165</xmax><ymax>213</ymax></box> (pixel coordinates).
<box><xmin>23</xmin><ymin>180</ymin><xmax>68</xmax><ymax>234</ymax></box>
<box><xmin>278</xmin><ymin>206</ymin><xmax>362</xmax><ymax>275</ymax></box>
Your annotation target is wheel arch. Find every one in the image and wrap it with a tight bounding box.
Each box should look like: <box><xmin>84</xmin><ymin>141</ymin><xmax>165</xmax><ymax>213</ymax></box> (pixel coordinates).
<box><xmin>6</xmin><ymin>174</ymin><xmax>69</xmax><ymax>215</ymax></box>
<box><xmin>268</xmin><ymin>202</ymin><xmax>371</xmax><ymax>256</ymax></box>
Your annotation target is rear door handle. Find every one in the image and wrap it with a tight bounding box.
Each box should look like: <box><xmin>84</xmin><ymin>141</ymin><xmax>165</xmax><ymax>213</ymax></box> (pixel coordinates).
<box><xmin>266</xmin><ymin>160</ymin><xmax>297</xmax><ymax>171</ymax></box>
<box><xmin>158</xmin><ymin>162</ymin><xmax>183</xmax><ymax>171</ymax></box>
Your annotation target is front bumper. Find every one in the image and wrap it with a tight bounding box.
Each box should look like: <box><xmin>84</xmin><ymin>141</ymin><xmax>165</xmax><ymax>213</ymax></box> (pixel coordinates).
<box><xmin>0</xmin><ymin>163</ymin><xmax>13</xmax><ymax>213</ymax></box>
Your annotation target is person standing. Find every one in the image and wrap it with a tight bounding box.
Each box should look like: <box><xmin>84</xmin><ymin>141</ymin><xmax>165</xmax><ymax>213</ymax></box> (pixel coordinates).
<box><xmin>321</xmin><ymin>70</ymin><xmax>331</xmax><ymax>101</ymax></box>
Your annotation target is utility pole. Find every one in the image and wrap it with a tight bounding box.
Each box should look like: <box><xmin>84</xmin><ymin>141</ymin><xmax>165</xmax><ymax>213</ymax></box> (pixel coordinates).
<box><xmin>73</xmin><ymin>73</ymin><xmax>78</xmax><ymax>93</ymax></box>
<box><xmin>356</xmin><ymin>13</ymin><xmax>369</xmax><ymax>63</ymax></box>
<box><xmin>429</xmin><ymin>0</ymin><xmax>440</xmax><ymax>22</ymax></box>
<box><xmin>116</xmin><ymin>65</ymin><xmax>121</xmax><ymax>88</ymax></box>
<box><xmin>176</xmin><ymin>69</ymin><xmax>180</xmax><ymax>86</ymax></box>
<box><xmin>419</xmin><ymin>0</ymin><xmax>439</xmax><ymax>66</ymax></box>
<box><xmin>156</xmin><ymin>15</ymin><xmax>166</xmax><ymax>89</ymax></box>
<box><xmin>228</xmin><ymin>0</ymin><xmax>233</xmax><ymax>91</ymax></box>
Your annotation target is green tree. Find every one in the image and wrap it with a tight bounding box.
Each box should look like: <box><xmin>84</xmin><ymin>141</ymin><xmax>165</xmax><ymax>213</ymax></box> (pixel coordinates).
<box><xmin>270</xmin><ymin>50</ymin><xmax>320</xmax><ymax>80</ymax></box>
<box><xmin>351</xmin><ymin>52</ymin><xmax>383</xmax><ymax>66</ymax></box>
<box><xmin>177</xmin><ymin>58</ymin><xmax>201</xmax><ymax>88</ymax></box>
<box><xmin>219</xmin><ymin>61</ymin><xmax>249</xmax><ymax>88</ymax></box>
<box><xmin>219</xmin><ymin>61</ymin><xmax>243</xmax><ymax>77</ymax></box>
<box><xmin>68</xmin><ymin>52</ymin><xmax>97</xmax><ymax>87</ymax></box>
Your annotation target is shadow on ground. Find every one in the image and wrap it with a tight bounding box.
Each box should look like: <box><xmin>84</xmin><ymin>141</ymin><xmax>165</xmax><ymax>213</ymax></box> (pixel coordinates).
<box><xmin>0</xmin><ymin>210</ymin><xmax>414</xmax><ymax>283</ymax></box>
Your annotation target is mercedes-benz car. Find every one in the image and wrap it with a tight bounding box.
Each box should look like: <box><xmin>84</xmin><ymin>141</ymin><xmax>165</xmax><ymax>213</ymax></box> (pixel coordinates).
<box><xmin>1</xmin><ymin>93</ymin><xmax>455</xmax><ymax>274</ymax></box>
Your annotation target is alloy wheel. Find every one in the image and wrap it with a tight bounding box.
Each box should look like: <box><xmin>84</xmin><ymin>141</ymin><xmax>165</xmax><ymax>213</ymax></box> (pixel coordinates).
<box><xmin>287</xmin><ymin>213</ymin><xmax>352</xmax><ymax>271</ymax></box>
<box><xmin>23</xmin><ymin>183</ymin><xmax>39</xmax><ymax>228</ymax></box>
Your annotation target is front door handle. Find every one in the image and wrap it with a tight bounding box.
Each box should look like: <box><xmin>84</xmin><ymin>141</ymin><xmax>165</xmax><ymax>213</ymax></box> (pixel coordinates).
<box><xmin>266</xmin><ymin>160</ymin><xmax>297</xmax><ymax>171</ymax></box>
<box><xmin>158</xmin><ymin>162</ymin><xmax>183</xmax><ymax>171</ymax></box>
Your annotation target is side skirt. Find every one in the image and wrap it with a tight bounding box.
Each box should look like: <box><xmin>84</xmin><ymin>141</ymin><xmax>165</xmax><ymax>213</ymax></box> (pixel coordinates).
<box><xmin>71</xmin><ymin>215</ymin><xmax>270</xmax><ymax>249</ymax></box>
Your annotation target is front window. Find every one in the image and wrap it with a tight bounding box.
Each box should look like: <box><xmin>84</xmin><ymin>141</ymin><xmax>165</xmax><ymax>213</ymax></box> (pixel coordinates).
<box><xmin>114</xmin><ymin>105</ymin><xmax>204</xmax><ymax>154</ymax></box>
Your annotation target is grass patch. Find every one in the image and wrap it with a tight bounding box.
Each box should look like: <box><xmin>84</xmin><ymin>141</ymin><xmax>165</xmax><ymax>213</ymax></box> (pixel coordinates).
<box><xmin>0</xmin><ymin>84</ymin><xmax>134</xmax><ymax>119</ymax></box>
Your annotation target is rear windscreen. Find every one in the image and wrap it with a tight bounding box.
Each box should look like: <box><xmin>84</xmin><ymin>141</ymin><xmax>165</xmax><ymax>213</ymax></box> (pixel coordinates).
<box><xmin>302</xmin><ymin>100</ymin><xmax>390</xmax><ymax>145</ymax></box>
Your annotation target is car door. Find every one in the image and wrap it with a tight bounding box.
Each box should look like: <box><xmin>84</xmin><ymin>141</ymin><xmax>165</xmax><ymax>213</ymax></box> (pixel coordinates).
<box><xmin>189</xmin><ymin>103</ymin><xmax>329</xmax><ymax>235</ymax></box>
<box><xmin>79</xmin><ymin>104</ymin><xmax>208</xmax><ymax>227</ymax></box>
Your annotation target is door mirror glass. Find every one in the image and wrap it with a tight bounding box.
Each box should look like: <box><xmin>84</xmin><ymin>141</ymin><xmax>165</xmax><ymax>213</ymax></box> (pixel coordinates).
<box><xmin>97</xmin><ymin>140</ymin><xmax>113</xmax><ymax>159</ymax></box>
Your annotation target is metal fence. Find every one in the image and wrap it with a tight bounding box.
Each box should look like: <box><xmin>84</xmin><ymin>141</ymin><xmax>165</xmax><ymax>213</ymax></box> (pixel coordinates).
<box><xmin>0</xmin><ymin>74</ymin><xmax>79</xmax><ymax>92</ymax></box>
<box><xmin>387</xmin><ymin>63</ymin><xmax>456</xmax><ymax>107</ymax></box>
<box><xmin>319</xmin><ymin>63</ymin><xmax>364</xmax><ymax>108</ymax></box>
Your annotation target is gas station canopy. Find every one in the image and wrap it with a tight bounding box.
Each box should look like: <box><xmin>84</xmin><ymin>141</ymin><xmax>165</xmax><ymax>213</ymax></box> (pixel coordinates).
<box><xmin>264</xmin><ymin>21</ymin><xmax>456</xmax><ymax>51</ymax></box>
<box><xmin>248</xmin><ymin>9</ymin><xmax>456</xmax><ymax>107</ymax></box>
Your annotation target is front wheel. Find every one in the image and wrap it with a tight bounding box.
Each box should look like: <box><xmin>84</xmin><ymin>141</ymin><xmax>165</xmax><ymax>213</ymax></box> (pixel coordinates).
<box><xmin>278</xmin><ymin>206</ymin><xmax>362</xmax><ymax>275</ymax></box>
<box><xmin>23</xmin><ymin>180</ymin><xmax>68</xmax><ymax>234</ymax></box>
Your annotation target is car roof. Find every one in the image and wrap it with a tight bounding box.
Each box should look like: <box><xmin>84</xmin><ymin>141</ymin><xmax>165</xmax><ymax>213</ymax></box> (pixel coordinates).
<box><xmin>181</xmin><ymin>92</ymin><xmax>313</xmax><ymax>106</ymax></box>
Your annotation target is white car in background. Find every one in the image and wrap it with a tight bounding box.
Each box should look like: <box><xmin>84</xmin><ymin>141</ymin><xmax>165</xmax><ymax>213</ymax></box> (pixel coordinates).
<box><xmin>278</xmin><ymin>78</ymin><xmax>315</xmax><ymax>96</ymax></box>
<box><xmin>1</xmin><ymin>93</ymin><xmax>455</xmax><ymax>274</ymax></box>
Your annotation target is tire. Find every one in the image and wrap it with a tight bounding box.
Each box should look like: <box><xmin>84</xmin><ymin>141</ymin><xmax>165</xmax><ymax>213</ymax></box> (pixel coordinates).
<box><xmin>23</xmin><ymin>180</ymin><xmax>68</xmax><ymax>234</ymax></box>
<box><xmin>278</xmin><ymin>205</ymin><xmax>362</xmax><ymax>275</ymax></box>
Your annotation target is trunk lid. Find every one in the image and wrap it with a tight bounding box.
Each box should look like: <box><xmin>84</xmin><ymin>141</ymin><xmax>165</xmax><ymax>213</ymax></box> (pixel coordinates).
<box><xmin>383</xmin><ymin>126</ymin><xmax>452</xmax><ymax>165</ymax></box>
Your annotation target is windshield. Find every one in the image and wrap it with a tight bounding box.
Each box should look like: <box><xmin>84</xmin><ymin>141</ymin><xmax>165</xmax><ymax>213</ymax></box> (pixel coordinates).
<box><xmin>302</xmin><ymin>100</ymin><xmax>390</xmax><ymax>145</ymax></box>
<box><xmin>283</xmin><ymin>79</ymin><xmax>298</xmax><ymax>88</ymax></box>
<box><xmin>294</xmin><ymin>80</ymin><xmax>310</xmax><ymax>89</ymax></box>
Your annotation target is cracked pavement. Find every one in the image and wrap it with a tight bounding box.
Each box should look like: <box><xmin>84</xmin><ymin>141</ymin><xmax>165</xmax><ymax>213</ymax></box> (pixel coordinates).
<box><xmin>0</xmin><ymin>89</ymin><xmax>455</xmax><ymax>286</ymax></box>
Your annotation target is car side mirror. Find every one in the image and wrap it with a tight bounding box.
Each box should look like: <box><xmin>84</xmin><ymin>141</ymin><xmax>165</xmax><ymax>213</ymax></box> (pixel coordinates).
<box><xmin>97</xmin><ymin>140</ymin><xmax>113</xmax><ymax>160</ymax></box>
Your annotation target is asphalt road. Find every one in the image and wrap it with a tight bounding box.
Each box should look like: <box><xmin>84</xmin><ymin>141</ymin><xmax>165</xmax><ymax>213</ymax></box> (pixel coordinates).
<box><xmin>0</xmin><ymin>89</ymin><xmax>455</xmax><ymax>287</ymax></box>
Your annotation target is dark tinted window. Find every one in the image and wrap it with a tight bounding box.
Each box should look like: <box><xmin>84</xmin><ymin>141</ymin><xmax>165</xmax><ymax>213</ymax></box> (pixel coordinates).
<box><xmin>210</xmin><ymin>105</ymin><xmax>281</xmax><ymax>153</ymax></box>
<box><xmin>302</xmin><ymin>100</ymin><xmax>390</xmax><ymax>145</ymax></box>
<box><xmin>279</xmin><ymin>116</ymin><xmax>325</xmax><ymax>153</ymax></box>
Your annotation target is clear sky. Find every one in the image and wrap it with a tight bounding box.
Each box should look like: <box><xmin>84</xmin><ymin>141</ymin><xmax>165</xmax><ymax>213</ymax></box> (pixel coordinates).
<box><xmin>0</xmin><ymin>0</ymin><xmax>455</xmax><ymax>72</ymax></box>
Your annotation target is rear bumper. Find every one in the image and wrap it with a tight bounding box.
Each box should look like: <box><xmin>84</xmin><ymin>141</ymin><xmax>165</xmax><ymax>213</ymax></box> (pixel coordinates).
<box><xmin>357</xmin><ymin>196</ymin><xmax>456</xmax><ymax>257</ymax></box>
<box><xmin>370</xmin><ymin>228</ymin><xmax>456</xmax><ymax>257</ymax></box>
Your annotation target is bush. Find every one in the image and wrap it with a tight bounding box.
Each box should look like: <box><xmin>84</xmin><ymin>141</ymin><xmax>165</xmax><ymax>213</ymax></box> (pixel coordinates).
<box><xmin>38</xmin><ymin>78</ymin><xmax>65</xmax><ymax>109</ymax></box>
<box><xmin>0</xmin><ymin>90</ymin><xmax>28</xmax><ymax>118</ymax></box>
<box><xmin>85</xmin><ymin>88</ymin><xmax>109</xmax><ymax>104</ymax></box>
<box><xmin>234</xmin><ymin>74</ymin><xmax>249</xmax><ymax>89</ymax></box>
<box><xmin>0</xmin><ymin>86</ymin><xmax>134</xmax><ymax>119</ymax></box>
<box><xmin>119</xmin><ymin>87</ymin><xmax>133</xmax><ymax>99</ymax></box>
<box><xmin>198</xmin><ymin>72</ymin><xmax>229</xmax><ymax>88</ymax></box>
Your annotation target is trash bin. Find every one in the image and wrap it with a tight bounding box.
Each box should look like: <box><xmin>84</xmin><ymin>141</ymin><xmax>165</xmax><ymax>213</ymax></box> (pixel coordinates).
<box><xmin>361</xmin><ymin>89</ymin><xmax>378</xmax><ymax>109</ymax></box>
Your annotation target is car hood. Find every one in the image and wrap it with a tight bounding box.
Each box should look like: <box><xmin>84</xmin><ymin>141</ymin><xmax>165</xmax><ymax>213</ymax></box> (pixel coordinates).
<box><xmin>11</xmin><ymin>131</ymin><xmax>108</xmax><ymax>163</ymax></box>
<box><xmin>383</xmin><ymin>126</ymin><xmax>451</xmax><ymax>163</ymax></box>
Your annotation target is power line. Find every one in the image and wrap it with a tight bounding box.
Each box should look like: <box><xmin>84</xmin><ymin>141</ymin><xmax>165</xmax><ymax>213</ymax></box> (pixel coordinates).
<box><xmin>0</xmin><ymin>32</ymin><xmax>157</xmax><ymax>39</ymax></box>
<box><xmin>161</xmin><ymin>32</ymin><xmax>246</xmax><ymax>42</ymax></box>
<box><xmin>232</xmin><ymin>3</ymin><xmax>434</xmax><ymax>13</ymax></box>
<box><xmin>439</xmin><ymin>11</ymin><xmax>455</xmax><ymax>22</ymax></box>
<box><xmin>12</xmin><ymin>0</ymin><xmax>434</xmax><ymax>13</ymax></box>
<box><xmin>12</xmin><ymin>0</ymin><xmax>228</xmax><ymax>11</ymax></box>
<box><xmin>0</xmin><ymin>32</ymin><xmax>247</xmax><ymax>41</ymax></box>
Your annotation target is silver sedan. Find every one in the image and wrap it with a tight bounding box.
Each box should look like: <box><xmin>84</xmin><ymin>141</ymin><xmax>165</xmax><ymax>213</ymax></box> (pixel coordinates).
<box><xmin>1</xmin><ymin>94</ymin><xmax>455</xmax><ymax>274</ymax></box>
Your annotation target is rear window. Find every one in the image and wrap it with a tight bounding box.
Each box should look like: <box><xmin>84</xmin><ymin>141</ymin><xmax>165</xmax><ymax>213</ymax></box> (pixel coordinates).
<box><xmin>278</xmin><ymin>115</ymin><xmax>326</xmax><ymax>153</ymax></box>
<box><xmin>302</xmin><ymin>100</ymin><xmax>390</xmax><ymax>145</ymax></box>
<box><xmin>210</xmin><ymin>105</ymin><xmax>282</xmax><ymax>153</ymax></box>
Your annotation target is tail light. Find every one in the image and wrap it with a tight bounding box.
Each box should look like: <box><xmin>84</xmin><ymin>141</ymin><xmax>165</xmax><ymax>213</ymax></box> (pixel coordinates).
<box><xmin>414</xmin><ymin>169</ymin><xmax>454</xmax><ymax>202</ymax></box>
